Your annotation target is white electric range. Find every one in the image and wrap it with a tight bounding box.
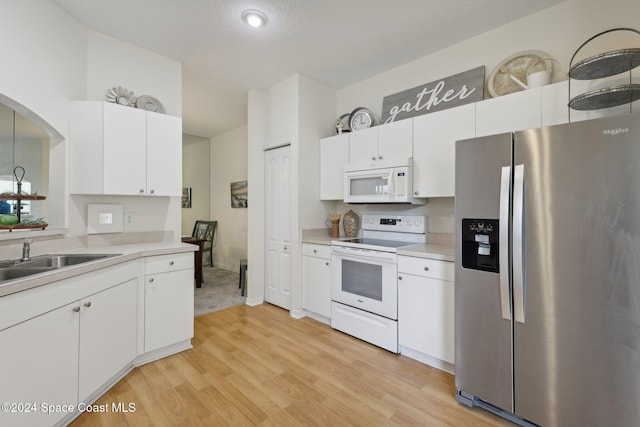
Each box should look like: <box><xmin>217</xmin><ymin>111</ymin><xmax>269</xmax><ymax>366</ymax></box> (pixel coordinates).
<box><xmin>330</xmin><ymin>214</ymin><xmax>426</xmax><ymax>353</ymax></box>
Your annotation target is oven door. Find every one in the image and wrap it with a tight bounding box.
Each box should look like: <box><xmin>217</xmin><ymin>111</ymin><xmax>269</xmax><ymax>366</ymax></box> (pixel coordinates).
<box><xmin>331</xmin><ymin>245</ymin><xmax>398</xmax><ymax>319</ymax></box>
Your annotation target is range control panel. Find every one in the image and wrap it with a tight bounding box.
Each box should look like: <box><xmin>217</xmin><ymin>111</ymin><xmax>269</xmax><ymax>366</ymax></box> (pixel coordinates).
<box><xmin>361</xmin><ymin>214</ymin><xmax>426</xmax><ymax>234</ymax></box>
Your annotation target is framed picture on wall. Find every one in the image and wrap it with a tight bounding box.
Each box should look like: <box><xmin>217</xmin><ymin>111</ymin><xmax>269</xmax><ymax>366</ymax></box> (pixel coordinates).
<box><xmin>182</xmin><ymin>187</ymin><xmax>192</xmax><ymax>208</ymax></box>
<box><xmin>230</xmin><ymin>181</ymin><xmax>248</xmax><ymax>208</ymax></box>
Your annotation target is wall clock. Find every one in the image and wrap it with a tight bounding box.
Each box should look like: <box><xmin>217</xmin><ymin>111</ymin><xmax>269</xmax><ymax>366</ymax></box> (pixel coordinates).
<box><xmin>487</xmin><ymin>50</ymin><xmax>553</xmax><ymax>97</ymax></box>
<box><xmin>349</xmin><ymin>107</ymin><xmax>375</xmax><ymax>131</ymax></box>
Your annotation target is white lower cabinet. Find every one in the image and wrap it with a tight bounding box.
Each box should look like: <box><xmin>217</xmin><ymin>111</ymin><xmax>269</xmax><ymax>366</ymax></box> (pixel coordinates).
<box><xmin>0</xmin><ymin>250</ymin><xmax>195</xmax><ymax>427</ymax></box>
<box><xmin>79</xmin><ymin>279</ymin><xmax>137</xmax><ymax>402</ymax></box>
<box><xmin>302</xmin><ymin>243</ymin><xmax>331</xmax><ymax>320</ymax></box>
<box><xmin>398</xmin><ymin>256</ymin><xmax>454</xmax><ymax>373</ymax></box>
<box><xmin>144</xmin><ymin>253</ymin><xmax>194</xmax><ymax>352</ymax></box>
<box><xmin>0</xmin><ymin>263</ymin><xmax>139</xmax><ymax>427</ymax></box>
<box><xmin>0</xmin><ymin>301</ymin><xmax>79</xmax><ymax>427</ymax></box>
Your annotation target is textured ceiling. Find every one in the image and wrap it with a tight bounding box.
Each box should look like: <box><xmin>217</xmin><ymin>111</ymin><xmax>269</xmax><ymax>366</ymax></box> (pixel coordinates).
<box><xmin>52</xmin><ymin>0</ymin><xmax>563</xmax><ymax>138</ymax></box>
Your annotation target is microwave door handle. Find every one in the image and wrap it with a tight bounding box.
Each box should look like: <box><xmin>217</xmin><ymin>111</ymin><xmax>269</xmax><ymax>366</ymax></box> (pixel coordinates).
<box><xmin>499</xmin><ymin>166</ymin><xmax>511</xmax><ymax>321</ymax></box>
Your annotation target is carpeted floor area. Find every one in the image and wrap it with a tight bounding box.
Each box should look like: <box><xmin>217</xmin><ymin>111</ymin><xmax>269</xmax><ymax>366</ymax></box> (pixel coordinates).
<box><xmin>194</xmin><ymin>266</ymin><xmax>246</xmax><ymax>317</ymax></box>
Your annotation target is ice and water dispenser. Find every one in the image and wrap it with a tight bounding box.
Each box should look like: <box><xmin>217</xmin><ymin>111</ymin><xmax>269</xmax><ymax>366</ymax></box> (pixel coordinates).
<box><xmin>461</xmin><ymin>219</ymin><xmax>499</xmax><ymax>273</ymax></box>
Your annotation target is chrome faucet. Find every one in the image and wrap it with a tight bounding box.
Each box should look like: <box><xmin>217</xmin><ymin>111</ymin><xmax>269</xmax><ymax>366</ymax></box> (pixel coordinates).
<box><xmin>20</xmin><ymin>239</ymin><xmax>32</xmax><ymax>262</ymax></box>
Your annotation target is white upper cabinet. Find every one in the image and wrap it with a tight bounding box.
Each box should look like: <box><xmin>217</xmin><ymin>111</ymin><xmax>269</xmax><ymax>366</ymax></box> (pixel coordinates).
<box><xmin>146</xmin><ymin>110</ymin><xmax>183</xmax><ymax>196</ymax></box>
<box><xmin>475</xmin><ymin>88</ymin><xmax>542</xmax><ymax>137</ymax></box>
<box><xmin>349</xmin><ymin>119</ymin><xmax>412</xmax><ymax>168</ymax></box>
<box><xmin>70</xmin><ymin>101</ymin><xmax>182</xmax><ymax>196</ymax></box>
<box><xmin>320</xmin><ymin>133</ymin><xmax>349</xmax><ymax>200</ymax></box>
<box><xmin>413</xmin><ymin>104</ymin><xmax>475</xmax><ymax>198</ymax></box>
<box><xmin>377</xmin><ymin>119</ymin><xmax>413</xmax><ymax>165</ymax></box>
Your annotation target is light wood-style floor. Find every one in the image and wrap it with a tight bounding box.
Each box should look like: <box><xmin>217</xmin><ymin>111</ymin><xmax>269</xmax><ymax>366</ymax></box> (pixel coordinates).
<box><xmin>72</xmin><ymin>304</ymin><xmax>510</xmax><ymax>426</ymax></box>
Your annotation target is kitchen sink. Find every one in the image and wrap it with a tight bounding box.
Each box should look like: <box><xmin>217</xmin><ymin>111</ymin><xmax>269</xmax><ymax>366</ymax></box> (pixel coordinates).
<box><xmin>0</xmin><ymin>266</ymin><xmax>57</xmax><ymax>281</ymax></box>
<box><xmin>0</xmin><ymin>254</ymin><xmax>120</xmax><ymax>282</ymax></box>
<box><xmin>18</xmin><ymin>254</ymin><xmax>116</xmax><ymax>268</ymax></box>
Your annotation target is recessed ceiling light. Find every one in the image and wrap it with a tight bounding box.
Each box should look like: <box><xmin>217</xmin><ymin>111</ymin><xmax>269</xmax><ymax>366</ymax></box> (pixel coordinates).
<box><xmin>241</xmin><ymin>9</ymin><xmax>268</xmax><ymax>28</ymax></box>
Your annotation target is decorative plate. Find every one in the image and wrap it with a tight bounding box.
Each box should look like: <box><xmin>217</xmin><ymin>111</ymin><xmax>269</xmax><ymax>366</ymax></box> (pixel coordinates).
<box><xmin>136</xmin><ymin>95</ymin><xmax>165</xmax><ymax>114</ymax></box>
<box><xmin>487</xmin><ymin>50</ymin><xmax>553</xmax><ymax>97</ymax></box>
<box><xmin>106</xmin><ymin>86</ymin><xmax>136</xmax><ymax>107</ymax></box>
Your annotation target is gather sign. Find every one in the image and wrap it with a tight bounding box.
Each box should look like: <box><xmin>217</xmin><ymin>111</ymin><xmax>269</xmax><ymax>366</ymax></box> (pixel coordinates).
<box><xmin>381</xmin><ymin>66</ymin><xmax>485</xmax><ymax>124</ymax></box>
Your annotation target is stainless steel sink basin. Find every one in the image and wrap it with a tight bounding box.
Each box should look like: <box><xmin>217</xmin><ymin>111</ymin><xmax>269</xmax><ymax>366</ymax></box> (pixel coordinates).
<box><xmin>19</xmin><ymin>254</ymin><xmax>115</xmax><ymax>268</ymax></box>
<box><xmin>0</xmin><ymin>253</ymin><xmax>120</xmax><ymax>282</ymax></box>
<box><xmin>0</xmin><ymin>266</ymin><xmax>57</xmax><ymax>281</ymax></box>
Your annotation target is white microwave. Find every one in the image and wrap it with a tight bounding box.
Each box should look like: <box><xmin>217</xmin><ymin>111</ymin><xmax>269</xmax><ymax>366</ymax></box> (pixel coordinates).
<box><xmin>343</xmin><ymin>163</ymin><xmax>423</xmax><ymax>204</ymax></box>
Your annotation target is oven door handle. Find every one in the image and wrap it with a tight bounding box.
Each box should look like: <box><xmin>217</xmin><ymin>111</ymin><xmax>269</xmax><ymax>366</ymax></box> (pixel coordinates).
<box><xmin>331</xmin><ymin>245</ymin><xmax>397</xmax><ymax>261</ymax></box>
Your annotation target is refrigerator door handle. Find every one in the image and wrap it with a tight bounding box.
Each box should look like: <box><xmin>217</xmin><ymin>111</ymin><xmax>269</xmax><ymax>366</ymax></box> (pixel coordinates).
<box><xmin>513</xmin><ymin>164</ymin><xmax>525</xmax><ymax>323</ymax></box>
<box><xmin>499</xmin><ymin>166</ymin><xmax>511</xmax><ymax>321</ymax></box>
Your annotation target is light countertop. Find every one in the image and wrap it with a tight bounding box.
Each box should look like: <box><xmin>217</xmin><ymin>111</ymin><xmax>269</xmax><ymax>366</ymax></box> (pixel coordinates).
<box><xmin>0</xmin><ymin>241</ymin><xmax>196</xmax><ymax>298</ymax></box>
<box><xmin>396</xmin><ymin>243</ymin><xmax>454</xmax><ymax>262</ymax></box>
<box><xmin>302</xmin><ymin>228</ymin><xmax>454</xmax><ymax>262</ymax></box>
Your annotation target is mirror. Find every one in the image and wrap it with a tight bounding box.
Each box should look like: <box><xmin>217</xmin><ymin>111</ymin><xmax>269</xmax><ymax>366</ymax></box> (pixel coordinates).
<box><xmin>0</xmin><ymin>102</ymin><xmax>49</xmax><ymax>220</ymax></box>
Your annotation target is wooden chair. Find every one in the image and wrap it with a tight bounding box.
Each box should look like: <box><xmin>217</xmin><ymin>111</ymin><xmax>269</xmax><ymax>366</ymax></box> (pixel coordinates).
<box><xmin>192</xmin><ymin>220</ymin><xmax>217</xmax><ymax>267</ymax></box>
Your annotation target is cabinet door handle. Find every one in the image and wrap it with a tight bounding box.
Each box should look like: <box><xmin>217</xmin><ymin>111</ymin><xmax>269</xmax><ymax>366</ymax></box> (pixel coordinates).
<box><xmin>149</xmin><ymin>277</ymin><xmax>154</xmax><ymax>283</ymax></box>
<box><xmin>398</xmin><ymin>276</ymin><xmax>403</xmax><ymax>280</ymax></box>
<box><xmin>72</xmin><ymin>306</ymin><xmax>80</xmax><ymax>313</ymax></box>
<box><xmin>84</xmin><ymin>301</ymin><xmax>92</xmax><ymax>308</ymax></box>
<box><xmin>313</xmin><ymin>249</ymin><xmax>317</xmax><ymax>254</ymax></box>
<box><xmin>371</xmin><ymin>156</ymin><xmax>376</xmax><ymax>161</ymax></box>
<box><xmin>414</xmin><ymin>191</ymin><xmax>419</xmax><ymax>196</ymax></box>
<box><xmin>139</xmin><ymin>189</ymin><xmax>144</xmax><ymax>193</ymax></box>
<box><xmin>378</xmin><ymin>156</ymin><xmax>383</xmax><ymax>160</ymax></box>
<box><xmin>150</xmin><ymin>189</ymin><xmax>155</xmax><ymax>194</ymax></box>
<box><xmin>169</xmin><ymin>261</ymin><xmax>175</xmax><ymax>266</ymax></box>
<box><xmin>325</xmin><ymin>262</ymin><xmax>329</xmax><ymax>266</ymax></box>
<box><xmin>424</xmin><ymin>266</ymin><xmax>430</xmax><ymax>271</ymax></box>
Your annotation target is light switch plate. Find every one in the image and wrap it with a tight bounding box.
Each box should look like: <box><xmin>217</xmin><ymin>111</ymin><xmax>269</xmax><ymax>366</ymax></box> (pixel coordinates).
<box><xmin>88</xmin><ymin>204</ymin><xmax>124</xmax><ymax>234</ymax></box>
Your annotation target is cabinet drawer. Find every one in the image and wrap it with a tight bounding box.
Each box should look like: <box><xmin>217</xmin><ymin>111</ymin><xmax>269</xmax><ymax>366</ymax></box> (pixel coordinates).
<box><xmin>145</xmin><ymin>252</ymin><xmax>193</xmax><ymax>275</ymax></box>
<box><xmin>398</xmin><ymin>256</ymin><xmax>453</xmax><ymax>281</ymax></box>
<box><xmin>302</xmin><ymin>243</ymin><xmax>331</xmax><ymax>259</ymax></box>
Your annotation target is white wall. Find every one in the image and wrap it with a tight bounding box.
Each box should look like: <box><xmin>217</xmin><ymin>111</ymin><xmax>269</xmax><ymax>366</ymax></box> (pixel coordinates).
<box><xmin>0</xmin><ymin>1</ymin><xmax>183</xmax><ymax>241</ymax></box>
<box><xmin>247</xmin><ymin>88</ymin><xmax>266</xmax><ymax>303</ymax></box>
<box><xmin>247</xmin><ymin>74</ymin><xmax>338</xmax><ymax>311</ymax></box>
<box><xmin>0</xmin><ymin>1</ymin><xmax>86</xmax><ymax>138</ymax></box>
<box><xmin>337</xmin><ymin>0</ymin><xmax>640</xmax><ymax>119</ymax></box>
<box><xmin>182</xmin><ymin>134</ymin><xmax>211</xmax><ymax>236</ymax></box>
<box><xmin>85</xmin><ymin>32</ymin><xmax>182</xmax><ymax>117</ymax></box>
<box><xmin>210</xmin><ymin>126</ymin><xmax>248</xmax><ymax>271</ymax></box>
<box><xmin>333</xmin><ymin>0</ymin><xmax>640</xmax><ymax>235</ymax></box>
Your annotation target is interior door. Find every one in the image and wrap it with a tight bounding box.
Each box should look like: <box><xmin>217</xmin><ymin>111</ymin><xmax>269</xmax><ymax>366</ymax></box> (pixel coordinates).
<box><xmin>265</xmin><ymin>145</ymin><xmax>292</xmax><ymax>310</ymax></box>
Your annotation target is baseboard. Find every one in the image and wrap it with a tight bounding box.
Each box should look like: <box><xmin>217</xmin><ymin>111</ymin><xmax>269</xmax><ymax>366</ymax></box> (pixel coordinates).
<box><xmin>399</xmin><ymin>345</ymin><xmax>454</xmax><ymax>374</ymax></box>
<box><xmin>134</xmin><ymin>340</ymin><xmax>193</xmax><ymax>367</ymax></box>
<box><xmin>290</xmin><ymin>308</ymin><xmax>305</xmax><ymax>319</ymax></box>
<box><xmin>245</xmin><ymin>296</ymin><xmax>263</xmax><ymax>306</ymax></box>
<box><xmin>301</xmin><ymin>310</ymin><xmax>330</xmax><ymax>325</ymax></box>
<box><xmin>56</xmin><ymin>363</ymin><xmax>134</xmax><ymax>426</ymax></box>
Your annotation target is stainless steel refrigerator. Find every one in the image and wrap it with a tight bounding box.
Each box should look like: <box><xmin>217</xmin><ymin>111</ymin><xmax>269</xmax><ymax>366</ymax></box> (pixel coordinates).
<box><xmin>454</xmin><ymin>113</ymin><xmax>640</xmax><ymax>427</ymax></box>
